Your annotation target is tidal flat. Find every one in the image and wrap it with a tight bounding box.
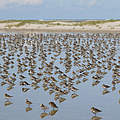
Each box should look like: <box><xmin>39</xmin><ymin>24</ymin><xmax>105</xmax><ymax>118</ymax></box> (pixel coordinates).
<box><xmin>0</xmin><ymin>32</ymin><xmax>120</xmax><ymax>120</ymax></box>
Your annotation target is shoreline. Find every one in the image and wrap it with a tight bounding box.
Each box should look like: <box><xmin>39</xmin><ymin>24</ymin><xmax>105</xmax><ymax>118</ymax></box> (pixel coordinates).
<box><xmin>0</xmin><ymin>28</ymin><xmax>120</xmax><ymax>33</ymax></box>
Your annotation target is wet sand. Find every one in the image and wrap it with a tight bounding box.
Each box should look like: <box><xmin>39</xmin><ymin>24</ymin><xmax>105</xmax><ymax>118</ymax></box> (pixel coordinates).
<box><xmin>0</xmin><ymin>28</ymin><xmax>120</xmax><ymax>33</ymax></box>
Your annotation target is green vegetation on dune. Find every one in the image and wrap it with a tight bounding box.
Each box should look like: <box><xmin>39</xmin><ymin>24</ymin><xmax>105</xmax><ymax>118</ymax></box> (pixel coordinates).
<box><xmin>0</xmin><ymin>19</ymin><xmax>120</xmax><ymax>28</ymax></box>
<box><xmin>72</xmin><ymin>20</ymin><xmax>120</xmax><ymax>26</ymax></box>
<box><xmin>0</xmin><ymin>20</ymin><xmax>56</xmax><ymax>28</ymax></box>
<box><xmin>0</xmin><ymin>20</ymin><xmax>21</xmax><ymax>23</ymax></box>
<box><xmin>0</xmin><ymin>20</ymin><xmax>55</xmax><ymax>24</ymax></box>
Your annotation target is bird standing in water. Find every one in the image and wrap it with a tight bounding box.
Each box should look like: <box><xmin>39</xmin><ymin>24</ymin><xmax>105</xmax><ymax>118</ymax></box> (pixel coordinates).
<box><xmin>4</xmin><ymin>93</ymin><xmax>13</xmax><ymax>100</ymax></box>
<box><xmin>49</xmin><ymin>102</ymin><xmax>58</xmax><ymax>109</ymax></box>
<box><xmin>102</xmin><ymin>84</ymin><xmax>110</xmax><ymax>89</ymax></box>
<box><xmin>26</xmin><ymin>99</ymin><xmax>32</xmax><ymax>106</ymax></box>
<box><xmin>91</xmin><ymin>107</ymin><xmax>102</xmax><ymax>115</ymax></box>
<box><xmin>40</xmin><ymin>104</ymin><xmax>49</xmax><ymax>111</ymax></box>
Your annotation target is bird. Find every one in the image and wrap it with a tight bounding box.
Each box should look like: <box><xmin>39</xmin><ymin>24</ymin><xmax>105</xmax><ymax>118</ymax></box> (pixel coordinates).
<box><xmin>4</xmin><ymin>93</ymin><xmax>13</xmax><ymax>99</ymax></box>
<box><xmin>49</xmin><ymin>102</ymin><xmax>58</xmax><ymax>109</ymax></box>
<box><xmin>22</xmin><ymin>88</ymin><xmax>30</xmax><ymax>93</ymax></box>
<box><xmin>4</xmin><ymin>101</ymin><xmax>13</xmax><ymax>106</ymax></box>
<box><xmin>102</xmin><ymin>84</ymin><xmax>110</xmax><ymax>89</ymax></box>
<box><xmin>26</xmin><ymin>99</ymin><xmax>32</xmax><ymax>106</ymax></box>
<box><xmin>71</xmin><ymin>93</ymin><xmax>79</xmax><ymax>99</ymax></box>
<box><xmin>91</xmin><ymin>107</ymin><xmax>102</xmax><ymax>115</ymax></box>
<box><xmin>20</xmin><ymin>81</ymin><xmax>30</xmax><ymax>86</ymax></box>
<box><xmin>40</xmin><ymin>104</ymin><xmax>49</xmax><ymax>111</ymax></box>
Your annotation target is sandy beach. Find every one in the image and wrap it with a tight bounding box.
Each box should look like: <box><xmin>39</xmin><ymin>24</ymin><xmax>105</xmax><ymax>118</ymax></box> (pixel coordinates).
<box><xmin>0</xmin><ymin>20</ymin><xmax>120</xmax><ymax>33</ymax></box>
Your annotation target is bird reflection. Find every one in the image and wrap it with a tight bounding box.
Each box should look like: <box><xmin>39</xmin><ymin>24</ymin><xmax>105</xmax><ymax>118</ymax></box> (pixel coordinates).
<box><xmin>40</xmin><ymin>112</ymin><xmax>49</xmax><ymax>119</ymax></box>
<box><xmin>7</xmin><ymin>85</ymin><xmax>14</xmax><ymax>91</ymax></box>
<box><xmin>102</xmin><ymin>89</ymin><xmax>110</xmax><ymax>95</ymax></box>
<box><xmin>91</xmin><ymin>116</ymin><xmax>103</xmax><ymax>120</ymax></box>
<box><xmin>26</xmin><ymin>107</ymin><xmax>32</xmax><ymax>112</ymax></box>
<box><xmin>118</xmin><ymin>99</ymin><xmax>120</xmax><ymax>104</ymax></box>
<box><xmin>49</xmin><ymin>109</ymin><xmax>58</xmax><ymax>116</ymax></box>
<box><xmin>4</xmin><ymin>100</ymin><xmax>13</xmax><ymax>106</ymax></box>
<box><xmin>112</xmin><ymin>86</ymin><xmax>116</xmax><ymax>91</ymax></box>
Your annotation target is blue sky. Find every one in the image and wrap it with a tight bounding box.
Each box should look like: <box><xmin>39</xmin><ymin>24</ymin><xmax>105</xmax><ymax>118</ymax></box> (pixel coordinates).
<box><xmin>0</xmin><ymin>0</ymin><xmax>119</xmax><ymax>19</ymax></box>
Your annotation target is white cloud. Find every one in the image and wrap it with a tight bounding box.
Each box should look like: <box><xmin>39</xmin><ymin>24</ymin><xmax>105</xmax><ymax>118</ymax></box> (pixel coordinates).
<box><xmin>0</xmin><ymin>0</ymin><xmax>43</xmax><ymax>8</ymax></box>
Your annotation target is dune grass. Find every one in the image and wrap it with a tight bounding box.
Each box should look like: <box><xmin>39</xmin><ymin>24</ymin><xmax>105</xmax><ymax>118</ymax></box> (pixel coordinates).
<box><xmin>0</xmin><ymin>20</ymin><xmax>55</xmax><ymax>28</ymax></box>
<box><xmin>72</xmin><ymin>20</ymin><xmax>120</xmax><ymax>26</ymax></box>
<box><xmin>0</xmin><ymin>20</ymin><xmax>53</xmax><ymax>24</ymax></box>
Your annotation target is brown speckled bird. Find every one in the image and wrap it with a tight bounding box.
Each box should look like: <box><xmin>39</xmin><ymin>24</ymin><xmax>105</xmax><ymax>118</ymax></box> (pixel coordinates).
<box><xmin>49</xmin><ymin>102</ymin><xmax>58</xmax><ymax>109</ymax></box>
<box><xmin>91</xmin><ymin>107</ymin><xmax>102</xmax><ymax>115</ymax></box>
<box><xmin>26</xmin><ymin>99</ymin><xmax>32</xmax><ymax>106</ymax></box>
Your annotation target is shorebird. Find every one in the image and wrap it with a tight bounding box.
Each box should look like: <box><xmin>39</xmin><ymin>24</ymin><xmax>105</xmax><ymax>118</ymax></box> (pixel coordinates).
<box><xmin>102</xmin><ymin>84</ymin><xmax>110</xmax><ymax>89</ymax></box>
<box><xmin>71</xmin><ymin>93</ymin><xmax>79</xmax><ymax>99</ymax></box>
<box><xmin>20</xmin><ymin>81</ymin><xmax>30</xmax><ymax>86</ymax></box>
<box><xmin>59</xmin><ymin>97</ymin><xmax>66</xmax><ymax>103</ymax></box>
<box><xmin>22</xmin><ymin>88</ymin><xmax>30</xmax><ymax>93</ymax></box>
<box><xmin>4</xmin><ymin>101</ymin><xmax>13</xmax><ymax>106</ymax></box>
<box><xmin>91</xmin><ymin>107</ymin><xmax>102</xmax><ymax>115</ymax></box>
<box><xmin>26</xmin><ymin>99</ymin><xmax>32</xmax><ymax>106</ymax></box>
<box><xmin>40</xmin><ymin>104</ymin><xmax>49</xmax><ymax>111</ymax></box>
<box><xmin>4</xmin><ymin>93</ymin><xmax>13</xmax><ymax>99</ymax></box>
<box><xmin>49</xmin><ymin>102</ymin><xmax>58</xmax><ymax>109</ymax></box>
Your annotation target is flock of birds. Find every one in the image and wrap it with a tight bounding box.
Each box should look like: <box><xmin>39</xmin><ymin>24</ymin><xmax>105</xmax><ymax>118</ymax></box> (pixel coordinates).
<box><xmin>0</xmin><ymin>32</ymin><xmax>120</xmax><ymax>119</ymax></box>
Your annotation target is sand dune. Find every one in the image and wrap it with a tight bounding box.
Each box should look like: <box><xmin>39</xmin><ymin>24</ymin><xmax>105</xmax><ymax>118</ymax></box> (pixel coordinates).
<box><xmin>0</xmin><ymin>20</ymin><xmax>120</xmax><ymax>32</ymax></box>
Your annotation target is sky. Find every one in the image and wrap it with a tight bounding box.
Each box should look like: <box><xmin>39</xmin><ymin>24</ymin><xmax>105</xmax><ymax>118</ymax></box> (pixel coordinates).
<box><xmin>0</xmin><ymin>0</ymin><xmax>119</xmax><ymax>20</ymax></box>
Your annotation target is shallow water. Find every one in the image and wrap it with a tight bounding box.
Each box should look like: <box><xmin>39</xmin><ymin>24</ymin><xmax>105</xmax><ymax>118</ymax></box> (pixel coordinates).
<box><xmin>0</xmin><ymin>32</ymin><xmax>120</xmax><ymax>120</ymax></box>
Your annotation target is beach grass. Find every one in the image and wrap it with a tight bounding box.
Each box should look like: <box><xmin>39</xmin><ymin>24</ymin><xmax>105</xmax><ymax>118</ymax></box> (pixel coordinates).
<box><xmin>72</xmin><ymin>20</ymin><xmax>120</xmax><ymax>26</ymax></box>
